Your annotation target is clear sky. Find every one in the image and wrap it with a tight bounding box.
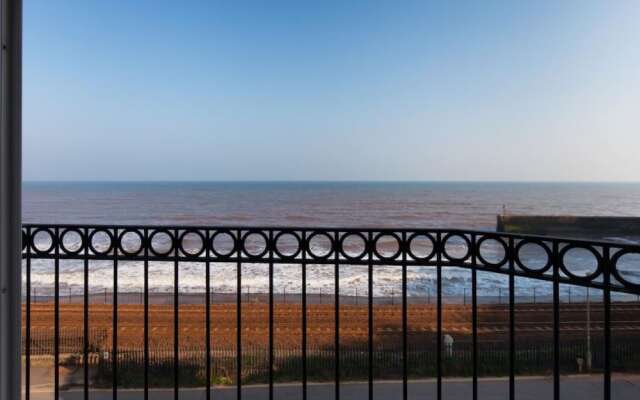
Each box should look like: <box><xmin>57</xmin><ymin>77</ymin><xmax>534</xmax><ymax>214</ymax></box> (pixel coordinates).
<box><xmin>24</xmin><ymin>0</ymin><xmax>640</xmax><ymax>182</ymax></box>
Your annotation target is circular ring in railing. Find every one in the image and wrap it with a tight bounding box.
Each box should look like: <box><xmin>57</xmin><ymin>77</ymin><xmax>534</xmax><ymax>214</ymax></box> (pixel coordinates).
<box><xmin>476</xmin><ymin>235</ymin><xmax>508</xmax><ymax>268</ymax></box>
<box><xmin>373</xmin><ymin>232</ymin><xmax>402</xmax><ymax>261</ymax></box>
<box><xmin>273</xmin><ymin>231</ymin><xmax>302</xmax><ymax>259</ymax></box>
<box><xmin>148</xmin><ymin>229</ymin><xmax>175</xmax><ymax>257</ymax></box>
<box><xmin>442</xmin><ymin>233</ymin><xmax>471</xmax><ymax>263</ymax></box>
<box><xmin>514</xmin><ymin>239</ymin><xmax>552</xmax><ymax>274</ymax></box>
<box><xmin>611</xmin><ymin>250</ymin><xmax>640</xmax><ymax>291</ymax></box>
<box><xmin>60</xmin><ymin>228</ymin><xmax>86</xmax><ymax>255</ymax></box>
<box><xmin>88</xmin><ymin>228</ymin><xmax>114</xmax><ymax>255</ymax></box>
<box><xmin>306</xmin><ymin>231</ymin><xmax>335</xmax><ymax>260</ymax></box>
<box><xmin>241</xmin><ymin>230</ymin><xmax>269</xmax><ymax>258</ymax></box>
<box><xmin>406</xmin><ymin>232</ymin><xmax>437</xmax><ymax>261</ymax></box>
<box><xmin>558</xmin><ymin>245</ymin><xmax>602</xmax><ymax>282</ymax></box>
<box><xmin>339</xmin><ymin>232</ymin><xmax>368</xmax><ymax>261</ymax></box>
<box><xmin>209</xmin><ymin>229</ymin><xmax>237</xmax><ymax>257</ymax></box>
<box><xmin>31</xmin><ymin>227</ymin><xmax>56</xmax><ymax>254</ymax></box>
<box><xmin>178</xmin><ymin>229</ymin><xmax>205</xmax><ymax>258</ymax></box>
<box><xmin>118</xmin><ymin>229</ymin><xmax>145</xmax><ymax>256</ymax></box>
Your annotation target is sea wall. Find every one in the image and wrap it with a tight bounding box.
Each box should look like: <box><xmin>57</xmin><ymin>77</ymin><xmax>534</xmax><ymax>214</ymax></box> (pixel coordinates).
<box><xmin>496</xmin><ymin>215</ymin><xmax>640</xmax><ymax>239</ymax></box>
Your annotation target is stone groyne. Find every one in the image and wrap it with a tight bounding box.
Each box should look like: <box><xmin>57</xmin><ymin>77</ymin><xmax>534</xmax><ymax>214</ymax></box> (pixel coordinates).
<box><xmin>496</xmin><ymin>215</ymin><xmax>640</xmax><ymax>239</ymax></box>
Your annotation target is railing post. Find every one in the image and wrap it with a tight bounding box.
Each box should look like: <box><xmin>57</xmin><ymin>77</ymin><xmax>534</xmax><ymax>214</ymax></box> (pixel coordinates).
<box><xmin>83</xmin><ymin>227</ymin><xmax>90</xmax><ymax>400</ymax></box>
<box><xmin>301</xmin><ymin>230</ymin><xmax>308</xmax><ymax>400</ymax></box>
<box><xmin>508</xmin><ymin>237</ymin><xmax>515</xmax><ymax>400</ymax></box>
<box><xmin>236</xmin><ymin>229</ymin><xmax>242</xmax><ymax>400</ymax></box>
<box><xmin>436</xmin><ymin>232</ymin><xmax>443</xmax><ymax>400</ymax></box>
<box><xmin>268</xmin><ymin>230</ymin><xmax>274</xmax><ymax>400</ymax></box>
<box><xmin>471</xmin><ymin>234</ymin><xmax>478</xmax><ymax>400</ymax></box>
<box><xmin>204</xmin><ymin>229</ymin><xmax>211</xmax><ymax>400</ymax></box>
<box><xmin>552</xmin><ymin>242</ymin><xmax>560</xmax><ymax>400</ymax></box>
<box><xmin>334</xmin><ymin>230</ymin><xmax>340</xmax><ymax>400</ymax></box>
<box><xmin>367</xmin><ymin>231</ymin><xmax>373</xmax><ymax>400</ymax></box>
<box><xmin>144</xmin><ymin>228</ymin><xmax>150</xmax><ymax>400</ymax></box>
<box><xmin>24</xmin><ymin>228</ymin><xmax>31</xmax><ymax>400</ymax></box>
<box><xmin>401</xmin><ymin>232</ymin><xmax>408</xmax><ymax>400</ymax></box>
<box><xmin>603</xmin><ymin>247</ymin><xmax>611</xmax><ymax>400</ymax></box>
<box><xmin>0</xmin><ymin>1</ymin><xmax>22</xmax><ymax>400</ymax></box>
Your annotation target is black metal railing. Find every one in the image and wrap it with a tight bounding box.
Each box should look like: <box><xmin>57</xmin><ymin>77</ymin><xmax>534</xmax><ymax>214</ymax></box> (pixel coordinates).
<box><xmin>21</xmin><ymin>224</ymin><xmax>640</xmax><ymax>400</ymax></box>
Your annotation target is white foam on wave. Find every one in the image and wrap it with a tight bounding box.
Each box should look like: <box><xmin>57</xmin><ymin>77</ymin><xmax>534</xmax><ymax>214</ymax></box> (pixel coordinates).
<box><xmin>25</xmin><ymin>259</ymin><xmax>545</xmax><ymax>297</ymax></box>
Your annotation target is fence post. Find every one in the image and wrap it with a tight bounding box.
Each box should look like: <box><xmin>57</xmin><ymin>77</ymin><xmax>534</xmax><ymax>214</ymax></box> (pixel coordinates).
<box><xmin>586</xmin><ymin>287</ymin><xmax>592</xmax><ymax>371</ymax></box>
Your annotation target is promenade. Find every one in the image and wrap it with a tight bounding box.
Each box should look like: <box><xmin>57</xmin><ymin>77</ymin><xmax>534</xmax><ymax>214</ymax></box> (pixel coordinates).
<box><xmin>25</xmin><ymin>374</ymin><xmax>640</xmax><ymax>400</ymax></box>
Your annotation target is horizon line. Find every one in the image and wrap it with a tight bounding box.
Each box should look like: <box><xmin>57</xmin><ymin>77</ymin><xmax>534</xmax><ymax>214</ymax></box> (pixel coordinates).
<box><xmin>22</xmin><ymin>179</ymin><xmax>640</xmax><ymax>184</ymax></box>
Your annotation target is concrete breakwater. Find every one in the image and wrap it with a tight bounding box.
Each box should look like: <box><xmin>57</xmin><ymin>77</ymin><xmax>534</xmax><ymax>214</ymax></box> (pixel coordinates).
<box><xmin>496</xmin><ymin>215</ymin><xmax>640</xmax><ymax>240</ymax></box>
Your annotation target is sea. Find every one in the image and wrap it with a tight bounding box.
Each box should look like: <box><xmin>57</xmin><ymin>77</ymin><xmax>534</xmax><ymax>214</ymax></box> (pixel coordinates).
<box><xmin>23</xmin><ymin>181</ymin><xmax>640</xmax><ymax>299</ymax></box>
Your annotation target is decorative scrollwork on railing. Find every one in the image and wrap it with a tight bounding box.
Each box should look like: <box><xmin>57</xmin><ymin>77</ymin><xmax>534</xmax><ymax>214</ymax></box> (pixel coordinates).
<box><xmin>21</xmin><ymin>224</ymin><xmax>640</xmax><ymax>294</ymax></box>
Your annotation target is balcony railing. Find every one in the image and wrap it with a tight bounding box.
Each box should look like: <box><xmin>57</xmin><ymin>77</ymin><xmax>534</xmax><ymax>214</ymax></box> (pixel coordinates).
<box><xmin>21</xmin><ymin>224</ymin><xmax>640</xmax><ymax>400</ymax></box>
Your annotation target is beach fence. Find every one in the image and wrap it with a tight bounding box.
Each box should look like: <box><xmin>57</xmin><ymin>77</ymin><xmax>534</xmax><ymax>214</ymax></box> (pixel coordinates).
<box><xmin>21</xmin><ymin>336</ymin><xmax>640</xmax><ymax>387</ymax></box>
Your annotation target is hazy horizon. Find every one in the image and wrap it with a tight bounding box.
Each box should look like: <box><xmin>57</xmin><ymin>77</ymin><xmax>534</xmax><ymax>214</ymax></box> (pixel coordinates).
<box><xmin>22</xmin><ymin>179</ymin><xmax>640</xmax><ymax>184</ymax></box>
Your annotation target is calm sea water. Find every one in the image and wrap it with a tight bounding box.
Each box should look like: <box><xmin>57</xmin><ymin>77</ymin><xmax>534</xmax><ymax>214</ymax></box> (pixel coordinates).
<box><xmin>23</xmin><ymin>182</ymin><xmax>640</xmax><ymax>298</ymax></box>
<box><xmin>23</xmin><ymin>181</ymin><xmax>640</xmax><ymax>228</ymax></box>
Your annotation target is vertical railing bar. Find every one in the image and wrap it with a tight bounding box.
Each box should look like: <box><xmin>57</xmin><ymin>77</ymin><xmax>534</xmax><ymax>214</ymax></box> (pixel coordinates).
<box><xmin>237</xmin><ymin>229</ymin><xmax>242</xmax><ymax>400</ymax></box>
<box><xmin>112</xmin><ymin>227</ymin><xmax>118</xmax><ymax>400</ymax></box>
<box><xmin>471</xmin><ymin>234</ymin><xmax>478</xmax><ymax>400</ymax></box>
<box><xmin>552</xmin><ymin>241</ymin><xmax>560</xmax><ymax>400</ymax></box>
<box><xmin>25</xmin><ymin>227</ymin><xmax>31</xmax><ymax>400</ymax></box>
<box><xmin>436</xmin><ymin>232</ymin><xmax>442</xmax><ymax>400</ymax></box>
<box><xmin>54</xmin><ymin>227</ymin><xmax>60</xmax><ymax>400</ymax></box>
<box><xmin>508</xmin><ymin>237</ymin><xmax>515</xmax><ymax>400</ymax></box>
<box><xmin>334</xmin><ymin>230</ymin><xmax>340</xmax><ymax>400</ymax></box>
<box><xmin>143</xmin><ymin>228</ymin><xmax>149</xmax><ymax>400</ymax></box>
<box><xmin>83</xmin><ymin>227</ymin><xmax>89</xmax><ymax>400</ymax></box>
<box><xmin>269</xmin><ymin>230</ymin><xmax>274</xmax><ymax>400</ymax></box>
<box><xmin>205</xmin><ymin>229</ymin><xmax>211</xmax><ymax>400</ymax></box>
<box><xmin>173</xmin><ymin>228</ymin><xmax>179</xmax><ymax>400</ymax></box>
<box><xmin>302</xmin><ymin>231</ymin><xmax>308</xmax><ymax>400</ymax></box>
<box><xmin>401</xmin><ymin>232</ymin><xmax>408</xmax><ymax>400</ymax></box>
<box><xmin>368</xmin><ymin>232</ymin><xmax>373</xmax><ymax>400</ymax></box>
<box><xmin>603</xmin><ymin>246</ymin><xmax>611</xmax><ymax>400</ymax></box>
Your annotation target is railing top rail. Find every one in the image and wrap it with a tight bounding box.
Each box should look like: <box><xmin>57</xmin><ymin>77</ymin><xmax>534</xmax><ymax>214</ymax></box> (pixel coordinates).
<box><xmin>20</xmin><ymin>223</ymin><xmax>640</xmax><ymax>250</ymax></box>
<box><xmin>21</xmin><ymin>222</ymin><xmax>640</xmax><ymax>295</ymax></box>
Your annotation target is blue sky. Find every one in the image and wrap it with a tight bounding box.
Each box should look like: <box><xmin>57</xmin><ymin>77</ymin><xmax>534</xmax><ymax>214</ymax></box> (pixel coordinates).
<box><xmin>24</xmin><ymin>1</ymin><xmax>640</xmax><ymax>181</ymax></box>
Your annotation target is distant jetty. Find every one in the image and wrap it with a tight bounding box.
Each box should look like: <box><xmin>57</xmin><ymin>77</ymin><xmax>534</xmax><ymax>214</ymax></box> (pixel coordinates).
<box><xmin>496</xmin><ymin>215</ymin><xmax>640</xmax><ymax>239</ymax></box>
